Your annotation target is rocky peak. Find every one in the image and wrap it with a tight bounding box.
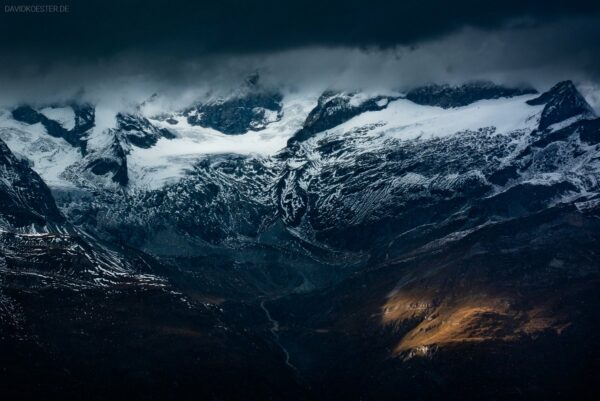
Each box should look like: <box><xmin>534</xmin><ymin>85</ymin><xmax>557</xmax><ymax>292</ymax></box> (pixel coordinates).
<box><xmin>116</xmin><ymin>112</ymin><xmax>175</xmax><ymax>149</ymax></box>
<box><xmin>83</xmin><ymin>134</ymin><xmax>129</xmax><ymax>186</ymax></box>
<box><xmin>11</xmin><ymin>103</ymin><xmax>94</xmax><ymax>154</ymax></box>
<box><xmin>406</xmin><ymin>81</ymin><xmax>537</xmax><ymax>108</ymax></box>
<box><xmin>526</xmin><ymin>80</ymin><xmax>595</xmax><ymax>130</ymax></box>
<box><xmin>288</xmin><ymin>90</ymin><xmax>398</xmax><ymax>144</ymax></box>
<box><xmin>184</xmin><ymin>90</ymin><xmax>284</xmax><ymax>135</ymax></box>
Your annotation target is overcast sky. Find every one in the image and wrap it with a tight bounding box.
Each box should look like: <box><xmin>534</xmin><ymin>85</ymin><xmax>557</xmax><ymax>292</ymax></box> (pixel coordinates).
<box><xmin>0</xmin><ymin>1</ymin><xmax>599</xmax><ymax>109</ymax></box>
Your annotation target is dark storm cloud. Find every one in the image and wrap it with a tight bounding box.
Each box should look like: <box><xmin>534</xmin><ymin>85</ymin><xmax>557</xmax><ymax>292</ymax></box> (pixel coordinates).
<box><xmin>0</xmin><ymin>1</ymin><xmax>599</xmax><ymax>112</ymax></box>
<box><xmin>1</xmin><ymin>0</ymin><xmax>599</xmax><ymax>60</ymax></box>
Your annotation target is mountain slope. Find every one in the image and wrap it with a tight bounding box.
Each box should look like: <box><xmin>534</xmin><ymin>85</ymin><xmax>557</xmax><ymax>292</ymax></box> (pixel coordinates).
<box><xmin>268</xmin><ymin>201</ymin><xmax>600</xmax><ymax>401</ymax></box>
<box><xmin>0</xmin><ymin>133</ymin><xmax>305</xmax><ymax>401</ymax></box>
<box><xmin>0</xmin><ymin>79</ymin><xmax>598</xmax><ymax>400</ymax></box>
<box><xmin>0</xmin><ymin>139</ymin><xmax>64</xmax><ymax>228</ymax></box>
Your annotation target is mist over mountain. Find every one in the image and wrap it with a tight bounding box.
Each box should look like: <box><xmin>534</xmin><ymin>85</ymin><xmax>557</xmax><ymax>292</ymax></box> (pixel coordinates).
<box><xmin>0</xmin><ymin>5</ymin><xmax>599</xmax><ymax>110</ymax></box>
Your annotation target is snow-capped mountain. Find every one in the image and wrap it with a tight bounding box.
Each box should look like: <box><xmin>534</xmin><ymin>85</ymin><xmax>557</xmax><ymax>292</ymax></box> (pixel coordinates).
<box><xmin>405</xmin><ymin>80</ymin><xmax>537</xmax><ymax>108</ymax></box>
<box><xmin>1</xmin><ymin>78</ymin><xmax>599</xmax><ymax>401</ymax></box>
<box><xmin>2</xmin><ymin>80</ymin><xmax>598</xmax><ymax>263</ymax></box>
<box><xmin>154</xmin><ymin>73</ymin><xmax>286</xmax><ymax>135</ymax></box>
<box><xmin>181</xmin><ymin>90</ymin><xmax>284</xmax><ymax>134</ymax></box>
<box><xmin>287</xmin><ymin>90</ymin><xmax>399</xmax><ymax>144</ymax></box>
<box><xmin>275</xmin><ymin>81</ymin><xmax>599</xmax><ymax>255</ymax></box>
<box><xmin>0</xmin><ymin>131</ymin><xmax>165</xmax><ymax>288</ymax></box>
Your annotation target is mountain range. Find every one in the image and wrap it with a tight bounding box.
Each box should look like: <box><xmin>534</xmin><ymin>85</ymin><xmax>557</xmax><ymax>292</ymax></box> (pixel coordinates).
<box><xmin>0</xmin><ymin>79</ymin><xmax>598</xmax><ymax>401</ymax></box>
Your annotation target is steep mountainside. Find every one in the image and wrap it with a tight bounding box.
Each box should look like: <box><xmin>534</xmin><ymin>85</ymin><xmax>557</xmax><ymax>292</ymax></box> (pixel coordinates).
<box><xmin>269</xmin><ymin>200</ymin><xmax>600</xmax><ymax>401</ymax></box>
<box><xmin>0</xmin><ymin>134</ymin><xmax>167</xmax><ymax>287</ymax></box>
<box><xmin>0</xmin><ymin>134</ymin><xmax>303</xmax><ymax>401</ymax></box>
<box><xmin>0</xmin><ymin>139</ymin><xmax>64</xmax><ymax>228</ymax></box>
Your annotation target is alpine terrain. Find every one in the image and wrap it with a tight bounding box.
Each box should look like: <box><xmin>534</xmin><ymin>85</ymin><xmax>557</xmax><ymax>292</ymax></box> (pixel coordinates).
<box><xmin>0</xmin><ymin>78</ymin><xmax>599</xmax><ymax>401</ymax></box>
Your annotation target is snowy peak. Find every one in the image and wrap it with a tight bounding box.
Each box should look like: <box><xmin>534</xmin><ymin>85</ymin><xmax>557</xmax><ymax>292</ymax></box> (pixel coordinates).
<box><xmin>64</xmin><ymin>111</ymin><xmax>175</xmax><ymax>187</ymax></box>
<box><xmin>405</xmin><ymin>81</ymin><xmax>537</xmax><ymax>109</ymax></box>
<box><xmin>526</xmin><ymin>80</ymin><xmax>581</xmax><ymax>105</ymax></box>
<box><xmin>289</xmin><ymin>90</ymin><xmax>398</xmax><ymax>143</ymax></box>
<box><xmin>287</xmin><ymin>82</ymin><xmax>534</xmax><ymax>145</ymax></box>
<box><xmin>11</xmin><ymin>103</ymin><xmax>94</xmax><ymax>153</ymax></box>
<box><xmin>182</xmin><ymin>91</ymin><xmax>284</xmax><ymax>135</ymax></box>
<box><xmin>151</xmin><ymin>72</ymin><xmax>286</xmax><ymax>135</ymax></box>
<box><xmin>526</xmin><ymin>80</ymin><xmax>595</xmax><ymax>129</ymax></box>
<box><xmin>82</xmin><ymin>134</ymin><xmax>129</xmax><ymax>186</ymax></box>
<box><xmin>116</xmin><ymin>112</ymin><xmax>175</xmax><ymax>149</ymax></box>
<box><xmin>0</xmin><ymin>78</ymin><xmax>596</xmax><ymax>196</ymax></box>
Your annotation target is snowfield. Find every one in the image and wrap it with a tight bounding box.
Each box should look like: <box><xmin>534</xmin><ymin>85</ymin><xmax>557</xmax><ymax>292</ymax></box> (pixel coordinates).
<box><xmin>129</xmin><ymin>93</ymin><xmax>317</xmax><ymax>188</ymax></box>
<box><xmin>0</xmin><ymin>112</ymin><xmax>81</xmax><ymax>188</ymax></box>
<box><xmin>39</xmin><ymin>106</ymin><xmax>76</xmax><ymax>130</ymax></box>
<box><xmin>328</xmin><ymin>95</ymin><xmax>544</xmax><ymax>142</ymax></box>
<box><xmin>0</xmin><ymin>86</ymin><xmax>595</xmax><ymax>196</ymax></box>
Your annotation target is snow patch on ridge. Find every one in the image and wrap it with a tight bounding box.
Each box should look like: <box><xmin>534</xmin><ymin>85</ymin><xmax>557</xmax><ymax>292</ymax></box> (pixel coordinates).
<box><xmin>0</xmin><ymin>92</ymin><xmax>559</xmax><ymax>193</ymax></box>
<box><xmin>39</xmin><ymin>106</ymin><xmax>76</xmax><ymax>130</ymax></box>
<box><xmin>328</xmin><ymin>95</ymin><xmax>544</xmax><ymax>141</ymax></box>
<box><xmin>128</xmin><ymin>94</ymin><xmax>317</xmax><ymax>189</ymax></box>
<box><xmin>0</xmin><ymin>111</ymin><xmax>81</xmax><ymax>188</ymax></box>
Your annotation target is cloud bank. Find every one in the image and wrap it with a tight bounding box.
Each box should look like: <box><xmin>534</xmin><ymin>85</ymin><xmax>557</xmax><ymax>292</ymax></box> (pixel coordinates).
<box><xmin>0</xmin><ymin>5</ymin><xmax>598</xmax><ymax>111</ymax></box>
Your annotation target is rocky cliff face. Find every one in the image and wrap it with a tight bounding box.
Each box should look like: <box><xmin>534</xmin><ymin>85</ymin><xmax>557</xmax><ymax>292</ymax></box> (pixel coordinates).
<box><xmin>12</xmin><ymin>104</ymin><xmax>93</xmax><ymax>152</ymax></box>
<box><xmin>184</xmin><ymin>91</ymin><xmax>284</xmax><ymax>134</ymax></box>
<box><xmin>526</xmin><ymin>80</ymin><xmax>595</xmax><ymax>129</ymax></box>
<box><xmin>406</xmin><ymin>81</ymin><xmax>537</xmax><ymax>108</ymax></box>
<box><xmin>0</xmin><ymin>138</ymin><xmax>64</xmax><ymax>228</ymax></box>
<box><xmin>288</xmin><ymin>91</ymin><xmax>398</xmax><ymax>143</ymax></box>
